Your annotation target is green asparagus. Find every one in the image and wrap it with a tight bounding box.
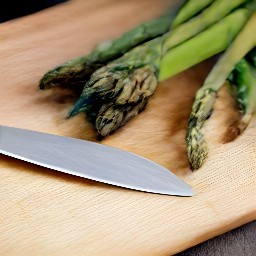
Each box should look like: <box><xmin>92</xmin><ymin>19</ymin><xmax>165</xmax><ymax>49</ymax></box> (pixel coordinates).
<box><xmin>69</xmin><ymin>7</ymin><xmax>250</xmax><ymax>136</ymax></box>
<box><xmin>39</xmin><ymin>0</ymin><xmax>186</xmax><ymax>92</ymax></box>
<box><xmin>39</xmin><ymin>0</ymin><xmax>218</xmax><ymax>93</ymax></box>
<box><xmin>186</xmin><ymin>12</ymin><xmax>256</xmax><ymax>170</ymax></box>
<box><xmin>39</xmin><ymin>0</ymin><xmax>256</xmax><ymax>149</ymax></box>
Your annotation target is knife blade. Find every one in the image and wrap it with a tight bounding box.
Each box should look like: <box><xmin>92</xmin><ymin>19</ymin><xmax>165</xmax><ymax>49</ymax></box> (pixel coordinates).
<box><xmin>0</xmin><ymin>125</ymin><xmax>194</xmax><ymax>196</ymax></box>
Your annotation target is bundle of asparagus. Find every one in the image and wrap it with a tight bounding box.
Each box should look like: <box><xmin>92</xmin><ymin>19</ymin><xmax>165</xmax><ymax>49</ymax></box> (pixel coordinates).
<box><xmin>39</xmin><ymin>0</ymin><xmax>256</xmax><ymax>169</ymax></box>
<box><xmin>39</xmin><ymin>0</ymin><xmax>187</xmax><ymax>92</ymax></box>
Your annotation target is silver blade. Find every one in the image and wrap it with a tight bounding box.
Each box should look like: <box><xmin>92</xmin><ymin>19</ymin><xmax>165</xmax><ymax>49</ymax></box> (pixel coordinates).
<box><xmin>0</xmin><ymin>125</ymin><xmax>194</xmax><ymax>196</ymax></box>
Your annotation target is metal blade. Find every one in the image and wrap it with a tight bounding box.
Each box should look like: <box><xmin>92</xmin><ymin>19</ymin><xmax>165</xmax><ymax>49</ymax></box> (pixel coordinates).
<box><xmin>0</xmin><ymin>125</ymin><xmax>194</xmax><ymax>196</ymax></box>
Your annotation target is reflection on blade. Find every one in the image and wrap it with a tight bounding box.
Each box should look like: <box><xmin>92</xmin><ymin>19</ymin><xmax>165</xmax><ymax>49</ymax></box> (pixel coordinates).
<box><xmin>0</xmin><ymin>125</ymin><xmax>194</xmax><ymax>196</ymax></box>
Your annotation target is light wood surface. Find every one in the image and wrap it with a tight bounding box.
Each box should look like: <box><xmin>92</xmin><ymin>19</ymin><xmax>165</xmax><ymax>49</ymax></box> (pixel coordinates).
<box><xmin>0</xmin><ymin>0</ymin><xmax>255</xmax><ymax>255</ymax></box>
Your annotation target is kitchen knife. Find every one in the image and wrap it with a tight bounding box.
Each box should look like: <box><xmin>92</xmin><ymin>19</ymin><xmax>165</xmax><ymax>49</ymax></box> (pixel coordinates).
<box><xmin>0</xmin><ymin>125</ymin><xmax>194</xmax><ymax>196</ymax></box>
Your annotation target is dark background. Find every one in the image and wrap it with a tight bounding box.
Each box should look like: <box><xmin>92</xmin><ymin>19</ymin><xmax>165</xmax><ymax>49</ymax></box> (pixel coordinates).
<box><xmin>0</xmin><ymin>0</ymin><xmax>68</xmax><ymax>23</ymax></box>
<box><xmin>1</xmin><ymin>1</ymin><xmax>255</xmax><ymax>255</ymax></box>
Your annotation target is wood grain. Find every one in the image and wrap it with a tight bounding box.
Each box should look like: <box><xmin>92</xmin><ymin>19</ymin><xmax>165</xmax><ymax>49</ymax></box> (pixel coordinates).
<box><xmin>0</xmin><ymin>0</ymin><xmax>255</xmax><ymax>255</ymax></box>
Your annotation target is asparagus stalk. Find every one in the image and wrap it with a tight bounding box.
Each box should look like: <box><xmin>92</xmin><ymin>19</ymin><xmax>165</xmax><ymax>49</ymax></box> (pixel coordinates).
<box><xmin>163</xmin><ymin>0</ymin><xmax>247</xmax><ymax>52</ymax></box>
<box><xmin>39</xmin><ymin>0</ymin><xmax>186</xmax><ymax>92</ymax></box>
<box><xmin>69</xmin><ymin>7</ymin><xmax>250</xmax><ymax>136</ymax></box>
<box><xmin>186</xmin><ymin>12</ymin><xmax>256</xmax><ymax>170</ymax></box>
<box><xmin>159</xmin><ymin>8</ymin><xmax>250</xmax><ymax>81</ymax></box>
<box><xmin>171</xmin><ymin>0</ymin><xmax>215</xmax><ymax>28</ymax></box>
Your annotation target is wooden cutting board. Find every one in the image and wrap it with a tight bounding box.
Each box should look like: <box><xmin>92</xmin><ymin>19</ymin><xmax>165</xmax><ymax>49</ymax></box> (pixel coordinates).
<box><xmin>0</xmin><ymin>0</ymin><xmax>255</xmax><ymax>255</ymax></box>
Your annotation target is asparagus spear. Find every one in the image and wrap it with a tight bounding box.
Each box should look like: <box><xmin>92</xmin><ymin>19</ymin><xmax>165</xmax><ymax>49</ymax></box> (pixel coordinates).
<box><xmin>171</xmin><ymin>0</ymin><xmax>215</xmax><ymax>28</ymax></box>
<box><xmin>186</xmin><ymin>12</ymin><xmax>256</xmax><ymax>170</ymax></box>
<box><xmin>69</xmin><ymin>7</ymin><xmax>250</xmax><ymax>136</ymax></box>
<box><xmin>39</xmin><ymin>0</ymin><xmax>186</xmax><ymax>92</ymax></box>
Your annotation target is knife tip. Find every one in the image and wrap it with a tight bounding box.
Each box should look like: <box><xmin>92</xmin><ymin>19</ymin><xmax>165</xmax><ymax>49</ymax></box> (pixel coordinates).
<box><xmin>159</xmin><ymin>187</ymin><xmax>195</xmax><ymax>197</ymax></box>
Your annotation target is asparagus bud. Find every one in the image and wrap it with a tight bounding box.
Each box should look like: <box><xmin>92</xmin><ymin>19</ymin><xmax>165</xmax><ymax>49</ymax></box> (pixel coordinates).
<box><xmin>93</xmin><ymin>66</ymin><xmax>157</xmax><ymax>136</ymax></box>
<box><xmin>115</xmin><ymin>77</ymin><xmax>136</xmax><ymax>105</ymax></box>
<box><xmin>39</xmin><ymin>55</ymin><xmax>102</xmax><ymax>92</ymax></box>
<box><xmin>95</xmin><ymin>104</ymin><xmax>124</xmax><ymax>136</ymax></box>
<box><xmin>91</xmin><ymin>66</ymin><xmax>156</xmax><ymax>136</ymax></box>
<box><xmin>96</xmin><ymin>100</ymin><xmax>147</xmax><ymax>136</ymax></box>
<box><xmin>116</xmin><ymin>65</ymin><xmax>158</xmax><ymax>105</ymax></box>
<box><xmin>66</xmin><ymin>64</ymin><xmax>126</xmax><ymax>117</ymax></box>
<box><xmin>67</xmin><ymin>34</ymin><xmax>161</xmax><ymax>116</ymax></box>
<box><xmin>186</xmin><ymin>89</ymin><xmax>217</xmax><ymax>170</ymax></box>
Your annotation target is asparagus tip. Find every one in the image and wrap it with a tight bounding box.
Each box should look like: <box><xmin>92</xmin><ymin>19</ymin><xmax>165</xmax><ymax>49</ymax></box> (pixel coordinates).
<box><xmin>67</xmin><ymin>96</ymin><xmax>93</xmax><ymax>118</ymax></box>
<box><xmin>186</xmin><ymin>89</ymin><xmax>217</xmax><ymax>170</ymax></box>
